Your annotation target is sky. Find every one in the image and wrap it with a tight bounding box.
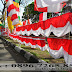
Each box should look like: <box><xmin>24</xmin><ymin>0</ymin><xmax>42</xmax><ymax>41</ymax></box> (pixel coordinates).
<box><xmin>0</xmin><ymin>0</ymin><xmax>34</xmax><ymax>27</ymax></box>
<box><xmin>19</xmin><ymin>0</ymin><xmax>34</xmax><ymax>21</ymax></box>
<box><xmin>0</xmin><ymin>0</ymin><xmax>4</xmax><ymax>16</ymax></box>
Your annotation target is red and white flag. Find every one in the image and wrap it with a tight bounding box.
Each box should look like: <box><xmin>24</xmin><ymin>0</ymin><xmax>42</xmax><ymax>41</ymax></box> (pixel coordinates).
<box><xmin>28</xmin><ymin>19</ymin><xmax>32</xmax><ymax>25</ymax></box>
<box><xmin>34</xmin><ymin>0</ymin><xmax>68</xmax><ymax>12</ymax></box>
<box><xmin>39</xmin><ymin>12</ymin><xmax>47</xmax><ymax>22</ymax></box>
<box><xmin>6</xmin><ymin>0</ymin><xmax>19</xmax><ymax>25</ymax></box>
<box><xmin>23</xmin><ymin>20</ymin><xmax>28</xmax><ymax>26</ymax></box>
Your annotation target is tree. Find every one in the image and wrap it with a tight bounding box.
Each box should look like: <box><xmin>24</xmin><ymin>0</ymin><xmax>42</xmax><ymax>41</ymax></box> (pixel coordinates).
<box><xmin>22</xmin><ymin>2</ymin><xmax>41</xmax><ymax>23</ymax></box>
<box><xmin>22</xmin><ymin>2</ymin><xmax>57</xmax><ymax>23</ymax></box>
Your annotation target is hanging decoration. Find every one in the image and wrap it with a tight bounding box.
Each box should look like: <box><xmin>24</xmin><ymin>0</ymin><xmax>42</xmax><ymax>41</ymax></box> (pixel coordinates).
<box><xmin>23</xmin><ymin>20</ymin><xmax>28</xmax><ymax>26</ymax></box>
<box><xmin>16</xmin><ymin>12</ymin><xmax>72</xmax><ymax>37</ymax></box>
<box><xmin>9</xmin><ymin>34</ymin><xmax>48</xmax><ymax>51</ymax></box>
<box><xmin>34</xmin><ymin>0</ymin><xmax>68</xmax><ymax>12</ymax></box>
<box><xmin>47</xmin><ymin>38</ymin><xmax>72</xmax><ymax>66</ymax></box>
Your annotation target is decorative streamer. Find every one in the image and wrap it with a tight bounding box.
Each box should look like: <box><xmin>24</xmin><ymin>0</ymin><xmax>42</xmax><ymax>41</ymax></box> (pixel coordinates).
<box><xmin>9</xmin><ymin>34</ymin><xmax>48</xmax><ymax>51</ymax></box>
<box><xmin>16</xmin><ymin>12</ymin><xmax>72</xmax><ymax>37</ymax></box>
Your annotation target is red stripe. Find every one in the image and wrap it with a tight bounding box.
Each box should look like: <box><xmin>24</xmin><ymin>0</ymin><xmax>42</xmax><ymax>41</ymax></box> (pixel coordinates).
<box><xmin>5</xmin><ymin>0</ymin><xmax>8</xmax><ymax>2</ymax></box>
<box><xmin>47</xmin><ymin>38</ymin><xmax>72</xmax><ymax>55</ymax></box>
<box><xmin>14</xmin><ymin>6</ymin><xmax>19</xmax><ymax>12</ymax></box>
<box><xmin>7</xmin><ymin>4</ymin><xmax>15</xmax><ymax>13</ymax></box>
<box><xmin>23</xmin><ymin>21</ymin><xmax>26</xmax><ymax>25</ymax></box>
<box><xmin>39</xmin><ymin>13</ymin><xmax>43</xmax><ymax>22</ymax></box>
<box><xmin>11</xmin><ymin>14</ymin><xmax>18</xmax><ymax>21</ymax></box>
<box><xmin>34</xmin><ymin>0</ymin><xmax>47</xmax><ymax>12</ymax></box>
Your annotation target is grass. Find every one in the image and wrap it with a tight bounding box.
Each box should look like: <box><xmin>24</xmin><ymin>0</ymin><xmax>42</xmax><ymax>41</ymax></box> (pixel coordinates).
<box><xmin>3</xmin><ymin>36</ymin><xmax>65</xmax><ymax>63</ymax></box>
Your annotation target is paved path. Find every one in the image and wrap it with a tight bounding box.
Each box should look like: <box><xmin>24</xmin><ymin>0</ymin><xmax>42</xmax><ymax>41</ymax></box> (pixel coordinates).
<box><xmin>0</xmin><ymin>39</ymin><xmax>28</xmax><ymax>72</ymax></box>
<box><xmin>0</xmin><ymin>39</ymin><xmax>42</xmax><ymax>72</ymax></box>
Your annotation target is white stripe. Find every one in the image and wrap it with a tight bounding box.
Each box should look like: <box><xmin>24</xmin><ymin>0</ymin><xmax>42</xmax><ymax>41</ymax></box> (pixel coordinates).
<box><xmin>6</xmin><ymin>0</ymin><xmax>13</xmax><ymax>7</ymax></box>
<box><xmin>43</xmin><ymin>12</ymin><xmax>47</xmax><ymax>21</ymax></box>
<box><xmin>36</xmin><ymin>0</ymin><xmax>68</xmax><ymax>12</ymax></box>
<box><xmin>8</xmin><ymin>9</ymin><xmax>19</xmax><ymax>17</ymax></box>
<box><xmin>12</xmin><ymin>18</ymin><xmax>19</xmax><ymax>25</ymax></box>
<box><xmin>16</xmin><ymin>21</ymin><xmax>72</xmax><ymax>37</ymax></box>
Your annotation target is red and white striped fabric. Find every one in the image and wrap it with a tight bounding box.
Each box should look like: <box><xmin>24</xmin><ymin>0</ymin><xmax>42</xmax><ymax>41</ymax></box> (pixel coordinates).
<box><xmin>34</xmin><ymin>0</ymin><xmax>68</xmax><ymax>12</ymax></box>
<box><xmin>28</xmin><ymin>19</ymin><xmax>32</xmax><ymax>25</ymax></box>
<box><xmin>39</xmin><ymin>12</ymin><xmax>47</xmax><ymax>22</ymax></box>
<box><xmin>16</xmin><ymin>12</ymin><xmax>72</xmax><ymax>37</ymax></box>
<box><xmin>6</xmin><ymin>0</ymin><xmax>19</xmax><ymax>25</ymax></box>
<box><xmin>47</xmin><ymin>38</ymin><xmax>72</xmax><ymax>66</ymax></box>
<box><xmin>9</xmin><ymin>34</ymin><xmax>48</xmax><ymax>51</ymax></box>
<box><xmin>23</xmin><ymin>20</ymin><xmax>28</xmax><ymax>26</ymax></box>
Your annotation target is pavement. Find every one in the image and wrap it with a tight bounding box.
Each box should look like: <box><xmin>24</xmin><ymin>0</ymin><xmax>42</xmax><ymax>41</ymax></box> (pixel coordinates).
<box><xmin>0</xmin><ymin>38</ymin><xmax>44</xmax><ymax>72</ymax></box>
<box><xmin>0</xmin><ymin>39</ymin><xmax>28</xmax><ymax>72</ymax></box>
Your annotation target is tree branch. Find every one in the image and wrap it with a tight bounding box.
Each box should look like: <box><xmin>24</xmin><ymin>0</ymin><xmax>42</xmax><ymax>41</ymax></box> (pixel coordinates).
<box><xmin>19</xmin><ymin>0</ymin><xmax>21</xmax><ymax>5</ymax></box>
<box><xmin>1</xmin><ymin>0</ymin><xmax>4</xmax><ymax>4</ymax></box>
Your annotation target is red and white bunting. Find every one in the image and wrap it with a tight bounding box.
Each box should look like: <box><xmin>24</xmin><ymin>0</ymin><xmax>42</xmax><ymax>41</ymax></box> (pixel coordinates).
<box><xmin>9</xmin><ymin>34</ymin><xmax>47</xmax><ymax>51</ymax></box>
<box><xmin>47</xmin><ymin>38</ymin><xmax>72</xmax><ymax>66</ymax></box>
<box><xmin>16</xmin><ymin>12</ymin><xmax>72</xmax><ymax>37</ymax></box>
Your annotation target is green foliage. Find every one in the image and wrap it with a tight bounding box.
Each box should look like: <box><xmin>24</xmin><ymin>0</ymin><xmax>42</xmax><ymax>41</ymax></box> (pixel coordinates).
<box><xmin>22</xmin><ymin>2</ymin><xmax>41</xmax><ymax>23</ymax></box>
<box><xmin>22</xmin><ymin>2</ymin><xmax>52</xmax><ymax>23</ymax></box>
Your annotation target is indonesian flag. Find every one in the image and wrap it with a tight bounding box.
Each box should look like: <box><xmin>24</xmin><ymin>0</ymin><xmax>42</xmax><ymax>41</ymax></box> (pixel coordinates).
<box><xmin>23</xmin><ymin>20</ymin><xmax>28</xmax><ymax>25</ymax></box>
<box><xmin>47</xmin><ymin>38</ymin><xmax>72</xmax><ymax>65</ymax></box>
<box><xmin>28</xmin><ymin>19</ymin><xmax>32</xmax><ymax>25</ymax></box>
<box><xmin>6</xmin><ymin>0</ymin><xmax>19</xmax><ymax>26</ymax></box>
<box><xmin>39</xmin><ymin>12</ymin><xmax>47</xmax><ymax>22</ymax></box>
<box><xmin>34</xmin><ymin>0</ymin><xmax>68</xmax><ymax>12</ymax></box>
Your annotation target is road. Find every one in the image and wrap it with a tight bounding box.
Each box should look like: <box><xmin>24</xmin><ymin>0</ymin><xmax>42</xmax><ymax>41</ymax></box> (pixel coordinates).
<box><xmin>0</xmin><ymin>39</ymin><xmax>45</xmax><ymax>72</ymax></box>
<box><xmin>0</xmin><ymin>39</ymin><xmax>28</xmax><ymax>72</ymax></box>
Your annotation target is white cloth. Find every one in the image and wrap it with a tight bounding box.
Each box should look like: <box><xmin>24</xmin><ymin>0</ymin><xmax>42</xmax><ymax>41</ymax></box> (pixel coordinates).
<box><xmin>36</xmin><ymin>0</ymin><xmax>68</xmax><ymax>12</ymax></box>
<box><xmin>16</xmin><ymin>21</ymin><xmax>72</xmax><ymax>37</ymax></box>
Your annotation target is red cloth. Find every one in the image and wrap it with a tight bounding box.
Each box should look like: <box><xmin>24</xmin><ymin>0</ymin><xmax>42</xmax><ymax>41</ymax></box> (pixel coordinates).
<box><xmin>23</xmin><ymin>21</ymin><xmax>26</xmax><ymax>26</ymax></box>
<box><xmin>11</xmin><ymin>14</ymin><xmax>18</xmax><ymax>21</ymax></box>
<box><xmin>7</xmin><ymin>4</ymin><xmax>15</xmax><ymax>12</ymax></box>
<box><xmin>47</xmin><ymin>38</ymin><xmax>72</xmax><ymax>55</ymax></box>
<box><xmin>50</xmin><ymin>12</ymin><xmax>70</xmax><ymax>28</ymax></box>
<box><xmin>39</xmin><ymin>13</ymin><xmax>43</xmax><ymax>22</ymax></box>
<box><xmin>16</xmin><ymin>12</ymin><xmax>72</xmax><ymax>32</ymax></box>
<box><xmin>9</xmin><ymin>34</ymin><xmax>46</xmax><ymax>48</ymax></box>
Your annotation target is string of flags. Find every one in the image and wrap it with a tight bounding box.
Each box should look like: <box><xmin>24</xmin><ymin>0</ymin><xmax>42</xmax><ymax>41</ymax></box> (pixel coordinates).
<box><xmin>16</xmin><ymin>12</ymin><xmax>72</xmax><ymax>37</ymax></box>
<box><xmin>9</xmin><ymin>34</ymin><xmax>48</xmax><ymax>51</ymax></box>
